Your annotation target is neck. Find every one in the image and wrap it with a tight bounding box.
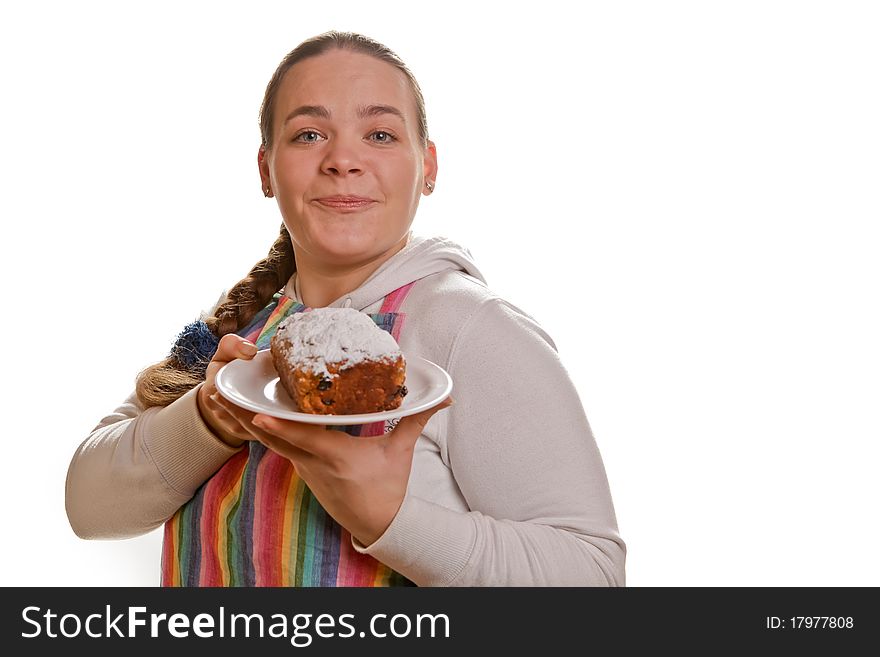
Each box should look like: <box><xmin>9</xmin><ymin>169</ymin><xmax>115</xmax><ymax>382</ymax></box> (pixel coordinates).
<box><xmin>294</xmin><ymin>233</ymin><xmax>410</xmax><ymax>308</ymax></box>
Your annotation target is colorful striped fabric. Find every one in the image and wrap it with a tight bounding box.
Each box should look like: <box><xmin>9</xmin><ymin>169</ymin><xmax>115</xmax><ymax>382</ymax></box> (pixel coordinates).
<box><xmin>161</xmin><ymin>282</ymin><xmax>417</xmax><ymax>587</ymax></box>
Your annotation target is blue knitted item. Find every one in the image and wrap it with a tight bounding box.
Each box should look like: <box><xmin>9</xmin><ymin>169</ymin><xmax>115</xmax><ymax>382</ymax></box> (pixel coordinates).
<box><xmin>169</xmin><ymin>320</ymin><xmax>220</xmax><ymax>375</ymax></box>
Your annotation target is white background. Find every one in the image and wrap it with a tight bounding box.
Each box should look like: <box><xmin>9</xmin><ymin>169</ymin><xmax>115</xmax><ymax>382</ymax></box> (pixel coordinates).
<box><xmin>1</xmin><ymin>0</ymin><xmax>877</xmax><ymax>586</ymax></box>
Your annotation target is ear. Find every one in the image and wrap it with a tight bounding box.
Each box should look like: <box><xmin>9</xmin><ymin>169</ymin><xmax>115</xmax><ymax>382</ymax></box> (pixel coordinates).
<box><xmin>422</xmin><ymin>139</ymin><xmax>438</xmax><ymax>195</ymax></box>
<box><xmin>258</xmin><ymin>145</ymin><xmax>273</xmax><ymax>197</ymax></box>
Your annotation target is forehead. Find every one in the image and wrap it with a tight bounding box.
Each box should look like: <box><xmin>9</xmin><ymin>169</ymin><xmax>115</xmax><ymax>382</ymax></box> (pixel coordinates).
<box><xmin>276</xmin><ymin>50</ymin><xmax>415</xmax><ymax>118</ymax></box>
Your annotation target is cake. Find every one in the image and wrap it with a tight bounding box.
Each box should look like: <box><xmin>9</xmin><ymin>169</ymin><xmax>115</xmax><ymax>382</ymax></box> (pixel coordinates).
<box><xmin>270</xmin><ymin>307</ymin><xmax>407</xmax><ymax>415</ymax></box>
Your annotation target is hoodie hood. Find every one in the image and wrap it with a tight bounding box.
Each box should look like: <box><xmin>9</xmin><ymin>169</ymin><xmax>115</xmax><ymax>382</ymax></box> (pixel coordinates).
<box><xmin>282</xmin><ymin>233</ymin><xmax>487</xmax><ymax>311</ymax></box>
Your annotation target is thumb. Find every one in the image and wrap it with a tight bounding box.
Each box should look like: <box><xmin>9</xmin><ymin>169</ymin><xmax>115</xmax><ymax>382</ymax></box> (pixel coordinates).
<box><xmin>204</xmin><ymin>334</ymin><xmax>258</xmax><ymax>385</ymax></box>
<box><xmin>212</xmin><ymin>333</ymin><xmax>258</xmax><ymax>365</ymax></box>
<box><xmin>389</xmin><ymin>396</ymin><xmax>454</xmax><ymax>453</ymax></box>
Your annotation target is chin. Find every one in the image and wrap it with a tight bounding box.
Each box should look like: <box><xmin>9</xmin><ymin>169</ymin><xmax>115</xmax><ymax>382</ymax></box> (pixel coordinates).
<box><xmin>292</xmin><ymin>214</ymin><xmax>409</xmax><ymax>265</ymax></box>
<box><xmin>313</xmin><ymin>233</ymin><xmax>389</xmax><ymax>265</ymax></box>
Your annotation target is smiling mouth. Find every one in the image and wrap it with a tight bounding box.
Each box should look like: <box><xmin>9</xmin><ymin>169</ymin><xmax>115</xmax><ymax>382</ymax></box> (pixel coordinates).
<box><xmin>314</xmin><ymin>198</ymin><xmax>377</xmax><ymax>213</ymax></box>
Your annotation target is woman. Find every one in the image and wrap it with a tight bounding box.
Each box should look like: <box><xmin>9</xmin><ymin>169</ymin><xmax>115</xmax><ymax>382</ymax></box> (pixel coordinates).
<box><xmin>66</xmin><ymin>31</ymin><xmax>625</xmax><ymax>586</ymax></box>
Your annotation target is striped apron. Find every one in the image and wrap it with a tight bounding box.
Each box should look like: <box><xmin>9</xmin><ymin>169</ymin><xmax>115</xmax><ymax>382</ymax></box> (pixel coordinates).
<box><xmin>161</xmin><ymin>282</ymin><xmax>416</xmax><ymax>586</ymax></box>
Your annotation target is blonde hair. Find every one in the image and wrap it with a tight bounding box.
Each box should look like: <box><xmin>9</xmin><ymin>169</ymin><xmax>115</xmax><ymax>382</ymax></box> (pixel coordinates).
<box><xmin>136</xmin><ymin>225</ymin><xmax>295</xmax><ymax>407</ymax></box>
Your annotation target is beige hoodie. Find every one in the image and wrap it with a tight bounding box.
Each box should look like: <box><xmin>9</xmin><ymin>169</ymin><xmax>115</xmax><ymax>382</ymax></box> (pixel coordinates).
<box><xmin>66</xmin><ymin>234</ymin><xmax>626</xmax><ymax>586</ymax></box>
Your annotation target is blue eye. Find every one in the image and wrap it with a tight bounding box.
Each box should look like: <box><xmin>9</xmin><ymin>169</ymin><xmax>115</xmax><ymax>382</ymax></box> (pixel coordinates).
<box><xmin>293</xmin><ymin>130</ymin><xmax>323</xmax><ymax>143</ymax></box>
<box><xmin>370</xmin><ymin>131</ymin><xmax>396</xmax><ymax>143</ymax></box>
<box><xmin>291</xmin><ymin>130</ymin><xmax>395</xmax><ymax>144</ymax></box>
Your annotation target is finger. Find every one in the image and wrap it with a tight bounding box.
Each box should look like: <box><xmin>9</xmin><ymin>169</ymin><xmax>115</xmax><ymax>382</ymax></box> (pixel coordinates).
<box><xmin>212</xmin><ymin>391</ymin><xmax>256</xmax><ymax>420</ymax></box>
<box><xmin>388</xmin><ymin>396</ymin><xmax>455</xmax><ymax>454</ymax></box>
<box><xmin>203</xmin><ymin>335</ymin><xmax>259</xmax><ymax>392</ymax></box>
<box><xmin>213</xmin><ymin>394</ymin><xmax>329</xmax><ymax>460</ymax></box>
<box><xmin>212</xmin><ymin>334</ymin><xmax>258</xmax><ymax>366</ymax></box>
<box><xmin>256</xmin><ymin>431</ymin><xmax>315</xmax><ymax>469</ymax></box>
<box><xmin>250</xmin><ymin>413</ymin><xmax>342</xmax><ymax>457</ymax></box>
<box><xmin>201</xmin><ymin>392</ymin><xmax>256</xmax><ymax>445</ymax></box>
<box><xmin>211</xmin><ymin>393</ymin><xmax>283</xmax><ymax>443</ymax></box>
<box><xmin>216</xmin><ymin>397</ymin><xmax>315</xmax><ymax>466</ymax></box>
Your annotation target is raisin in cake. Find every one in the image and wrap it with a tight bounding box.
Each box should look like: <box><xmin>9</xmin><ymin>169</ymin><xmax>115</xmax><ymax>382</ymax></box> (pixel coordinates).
<box><xmin>270</xmin><ymin>307</ymin><xmax>407</xmax><ymax>415</ymax></box>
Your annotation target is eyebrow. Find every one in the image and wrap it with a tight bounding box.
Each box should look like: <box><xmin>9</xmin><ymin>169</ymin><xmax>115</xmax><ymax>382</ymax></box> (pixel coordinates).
<box><xmin>282</xmin><ymin>104</ymin><xmax>407</xmax><ymax>126</ymax></box>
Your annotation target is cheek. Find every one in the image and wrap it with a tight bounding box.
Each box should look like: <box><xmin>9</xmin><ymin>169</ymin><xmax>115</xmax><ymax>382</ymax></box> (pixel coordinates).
<box><xmin>273</xmin><ymin>167</ymin><xmax>312</xmax><ymax>214</ymax></box>
<box><xmin>385</xmin><ymin>153</ymin><xmax>420</xmax><ymax>193</ymax></box>
<box><xmin>272</xmin><ymin>150</ymin><xmax>311</xmax><ymax>187</ymax></box>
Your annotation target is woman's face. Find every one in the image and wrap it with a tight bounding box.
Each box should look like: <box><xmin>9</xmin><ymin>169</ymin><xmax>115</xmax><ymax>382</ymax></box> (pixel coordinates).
<box><xmin>259</xmin><ymin>50</ymin><xmax>437</xmax><ymax>269</ymax></box>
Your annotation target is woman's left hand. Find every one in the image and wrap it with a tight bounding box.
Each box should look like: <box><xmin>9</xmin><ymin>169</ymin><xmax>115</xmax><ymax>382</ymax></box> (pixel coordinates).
<box><xmin>213</xmin><ymin>392</ymin><xmax>453</xmax><ymax>546</ymax></box>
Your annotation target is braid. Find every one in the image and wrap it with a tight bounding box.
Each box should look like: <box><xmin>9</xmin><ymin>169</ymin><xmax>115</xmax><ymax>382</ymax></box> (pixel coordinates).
<box><xmin>205</xmin><ymin>225</ymin><xmax>296</xmax><ymax>337</ymax></box>
<box><xmin>135</xmin><ymin>224</ymin><xmax>296</xmax><ymax>408</ymax></box>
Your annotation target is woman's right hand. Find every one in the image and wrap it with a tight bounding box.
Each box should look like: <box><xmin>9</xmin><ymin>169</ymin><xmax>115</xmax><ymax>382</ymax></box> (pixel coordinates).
<box><xmin>196</xmin><ymin>334</ymin><xmax>259</xmax><ymax>448</ymax></box>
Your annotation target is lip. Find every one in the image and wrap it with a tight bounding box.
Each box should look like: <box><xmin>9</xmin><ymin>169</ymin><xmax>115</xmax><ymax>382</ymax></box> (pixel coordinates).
<box><xmin>314</xmin><ymin>195</ymin><xmax>376</xmax><ymax>210</ymax></box>
<box><xmin>313</xmin><ymin>196</ymin><xmax>377</xmax><ymax>214</ymax></box>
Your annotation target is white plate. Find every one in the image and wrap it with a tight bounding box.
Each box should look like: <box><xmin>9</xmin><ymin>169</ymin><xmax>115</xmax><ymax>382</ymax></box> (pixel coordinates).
<box><xmin>215</xmin><ymin>349</ymin><xmax>453</xmax><ymax>425</ymax></box>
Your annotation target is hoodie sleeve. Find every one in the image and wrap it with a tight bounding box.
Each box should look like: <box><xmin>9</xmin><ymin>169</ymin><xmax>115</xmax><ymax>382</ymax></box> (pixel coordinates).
<box><xmin>66</xmin><ymin>292</ymin><xmax>240</xmax><ymax>539</ymax></box>
<box><xmin>65</xmin><ymin>385</ymin><xmax>242</xmax><ymax>539</ymax></box>
<box><xmin>353</xmin><ymin>298</ymin><xmax>626</xmax><ymax>586</ymax></box>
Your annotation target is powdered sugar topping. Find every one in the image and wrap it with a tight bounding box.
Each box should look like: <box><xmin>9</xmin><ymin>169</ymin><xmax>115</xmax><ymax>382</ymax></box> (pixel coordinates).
<box><xmin>274</xmin><ymin>307</ymin><xmax>401</xmax><ymax>377</ymax></box>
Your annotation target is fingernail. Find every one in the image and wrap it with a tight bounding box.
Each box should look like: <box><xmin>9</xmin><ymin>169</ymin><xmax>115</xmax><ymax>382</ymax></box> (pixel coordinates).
<box><xmin>241</xmin><ymin>341</ymin><xmax>258</xmax><ymax>356</ymax></box>
<box><xmin>252</xmin><ymin>416</ymin><xmax>266</xmax><ymax>429</ymax></box>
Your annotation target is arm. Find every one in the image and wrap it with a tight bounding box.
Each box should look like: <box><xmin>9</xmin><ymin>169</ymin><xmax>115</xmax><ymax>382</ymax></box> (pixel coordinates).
<box><xmin>65</xmin><ymin>385</ymin><xmax>241</xmax><ymax>539</ymax></box>
<box><xmin>355</xmin><ymin>299</ymin><xmax>626</xmax><ymax>586</ymax></box>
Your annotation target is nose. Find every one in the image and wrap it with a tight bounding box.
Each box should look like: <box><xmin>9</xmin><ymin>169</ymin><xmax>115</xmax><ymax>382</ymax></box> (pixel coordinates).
<box><xmin>321</xmin><ymin>138</ymin><xmax>363</xmax><ymax>177</ymax></box>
